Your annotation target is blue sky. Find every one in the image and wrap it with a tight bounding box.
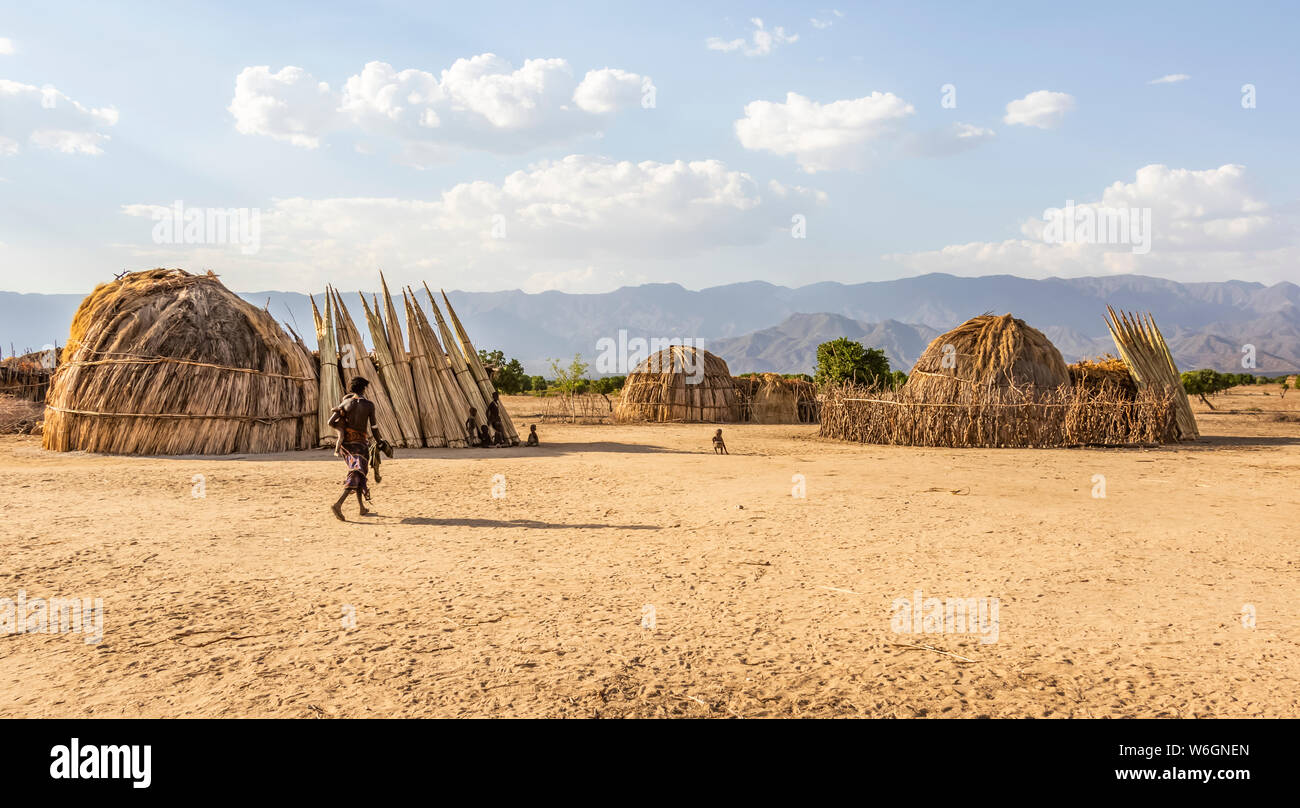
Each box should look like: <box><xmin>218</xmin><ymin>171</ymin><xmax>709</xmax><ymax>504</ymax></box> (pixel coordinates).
<box><xmin>1</xmin><ymin>0</ymin><xmax>1296</xmax><ymax>294</ymax></box>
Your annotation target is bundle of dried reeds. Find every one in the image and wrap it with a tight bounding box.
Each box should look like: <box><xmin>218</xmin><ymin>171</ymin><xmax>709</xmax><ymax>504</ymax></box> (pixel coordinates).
<box><xmin>440</xmin><ymin>289</ymin><xmax>520</xmax><ymax>445</ymax></box>
<box><xmin>820</xmin><ymin>381</ymin><xmax>1177</xmax><ymax>448</ymax></box>
<box><xmin>401</xmin><ymin>291</ymin><xmax>455</xmax><ymax>447</ymax></box>
<box><xmin>329</xmin><ymin>288</ymin><xmax>404</xmax><ymax>446</ymax></box>
<box><xmin>359</xmin><ymin>285</ymin><xmax>421</xmax><ymax>448</ymax></box>
<box><xmin>44</xmin><ymin>269</ymin><xmax>318</xmax><ymax>455</ymax></box>
<box><xmin>614</xmin><ymin>346</ymin><xmax>740</xmax><ymax>423</ymax></box>
<box><xmin>424</xmin><ymin>284</ymin><xmax>491</xmax><ymax>422</ymax></box>
<box><xmin>407</xmin><ymin>288</ymin><xmax>474</xmax><ymax>444</ymax></box>
<box><xmin>311</xmin><ymin>291</ymin><xmax>343</xmax><ymax>446</ymax></box>
<box><xmin>1104</xmin><ymin>307</ymin><xmax>1198</xmax><ymax>440</ymax></box>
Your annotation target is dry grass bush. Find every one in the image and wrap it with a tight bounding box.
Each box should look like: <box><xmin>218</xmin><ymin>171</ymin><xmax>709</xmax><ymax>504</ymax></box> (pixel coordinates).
<box><xmin>0</xmin><ymin>394</ymin><xmax>44</xmax><ymax>434</ymax></box>
<box><xmin>1069</xmin><ymin>355</ymin><xmax>1138</xmax><ymax>396</ymax></box>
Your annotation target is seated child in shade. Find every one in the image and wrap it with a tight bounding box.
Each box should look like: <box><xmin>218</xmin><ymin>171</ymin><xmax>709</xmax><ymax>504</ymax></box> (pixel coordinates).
<box><xmin>466</xmin><ymin>407</ymin><xmax>480</xmax><ymax>446</ymax></box>
<box><xmin>525</xmin><ymin>424</ymin><xmax>539</xmax><ymax>446</ymax></box>
<box><xmin>478</xmin><ymin>424</ymin><xmax>492</xmax><ymax>447</ymax></box>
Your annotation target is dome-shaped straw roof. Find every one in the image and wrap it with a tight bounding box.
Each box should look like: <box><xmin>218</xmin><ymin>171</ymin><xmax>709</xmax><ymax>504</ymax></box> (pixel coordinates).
<box><xmin>614</xmin><ymin>345</ymin><xmax>740</xmax><ymax>423</ymax></box>
<box><xmin>903</xmin><ymin>313</ymin><xmax>1070</xmax><ymax>402</ymax></box>
<box><xmin>44</xmin><ymin>269</ymin><xmax>318</xmax><ymax>455</ymax></box>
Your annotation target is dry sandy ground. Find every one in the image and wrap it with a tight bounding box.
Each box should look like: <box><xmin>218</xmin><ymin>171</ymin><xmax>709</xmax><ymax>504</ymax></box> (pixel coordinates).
<box><xmin>1</xmin><ymin>386</ymin><xmax>1298</xmax><ymax>718</ymax></box>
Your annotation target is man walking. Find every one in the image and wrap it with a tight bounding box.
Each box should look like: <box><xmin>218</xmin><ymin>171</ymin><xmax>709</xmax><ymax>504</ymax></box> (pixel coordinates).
<box><xmin>331</xmin><ymin>377</ymin><xmax>383</xmax><ymax>521</ymax></box>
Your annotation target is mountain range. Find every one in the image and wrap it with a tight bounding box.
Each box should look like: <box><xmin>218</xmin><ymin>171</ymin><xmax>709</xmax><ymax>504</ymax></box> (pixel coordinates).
<box><xmin>3</xmin><ymin>273</ymin><xmax>1298</xmax><ymax>376</ymax></box>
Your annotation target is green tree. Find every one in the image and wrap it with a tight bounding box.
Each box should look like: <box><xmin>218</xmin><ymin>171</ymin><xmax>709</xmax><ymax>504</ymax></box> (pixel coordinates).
<box><xmin>529</xmin><ymin>375</ymin><xmax>549</xmax><ymax>395</ymax></box>
<box><xmin>890</xmin><ymin>370</ymin><xmax>908</xmax><ymax>390</ymax></box>
<box><xmin>814</xmin><ymin>338</ymin><xmax>892</xmax><ymax>387</ymax></box>
<box><xmin>1181</xmin><ymin>368</ymin><xmax>1233</xmax><ymax>409</ymax></box>
<box><xmin>548</xmin><ymin>354</ymin><xmax>590</xmax><ymax>397</ymax></box>
<box><xmin>477</xmin><ymin>349</ymin><xmax>527</xmax><ymax>394</ymax></box>
<box><xmin>591</xmin><ymin>375</ymin><xmax>626</xmax><ymax>395</ymax></box>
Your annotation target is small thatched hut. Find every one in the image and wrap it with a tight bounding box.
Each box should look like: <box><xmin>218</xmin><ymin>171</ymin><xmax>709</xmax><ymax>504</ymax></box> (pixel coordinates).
<box><xmin>903</xmin><ymin>313</ymin><xmax>1071</xmax><ymax>402</ymax></box>
<box><xmin>0</xmin><ymin>348</ymin><xmax>58</xmax><ymax>402</ymax></box>
<box><xmin>1069</xmin><ymin>355</ymin><xmax>1137</xmax><ymax>397</ymax></box>
<box><xmin>44</xmin><ymin>269</ymin><xmax>318</xmax><ymax>455</ymax></box>
<box><xmin>615</xmin><ymin>345</ymin><xmax>740</xmax><ymax>423</ymax></box>
<box><xmin>734</xmin><ymin>373</ymin><xmax>820</xmax><ymax>424</ymax></box>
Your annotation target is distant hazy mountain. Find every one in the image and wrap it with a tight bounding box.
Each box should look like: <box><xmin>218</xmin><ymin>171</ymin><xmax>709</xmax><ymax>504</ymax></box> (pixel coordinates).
<box><xmin>4</xmin><ymin>273</ymin><xmax>1298</xmax><ymax>375</ymax></box>
<box><xmin>711</xmin><ymin>314</ymin><xmax>940</xmax><ymax>375</ymax></box>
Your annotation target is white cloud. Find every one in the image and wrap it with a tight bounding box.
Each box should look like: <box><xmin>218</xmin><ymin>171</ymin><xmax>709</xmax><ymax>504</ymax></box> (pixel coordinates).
<box><xmin>885</xmin><ymin>164</ymin><xmax>1298</xmax><ymax>282</ymax></box>
<box><xmin>228</xmin><ymin>55</ymin><xmax>653</xmax><ymax>160</ymax></box>
<box><xmin>735</xmin><ymin>91</ymin><xmax>915</xmax><ymax>171</ymax></box>
<box><xmin>229</xmin><ymin>66</ymin><xmax>339</xmax><ymax>149</ymax></box>
<box><xmin>0</xmin><ymin>79</ymin><xmax>119</xmax><ymax>156</ymax></box>
<box><xmin>572</xmin><ymin>68</ymin><xmax>646</xmax><ymax>114</ymax></box>
<box><xmin>955</xmin><ymin>122</ymin><xmax>995</xmax><ymax>140</ymax></box>
<box><xmin>0</xmin><ymin>38</ymin><xmax>14</xmax><ymax>55</ymax></box>
<box><xmin>1148</xmin><ymin>73</ymin><xmax>1190</xmax><ymax>85</ymax></box>
<box><xmin>810</xmin><ymin>18</ymin><xmax>833</xmax><ymax>29</ymax></box>
<box><xmin>1003</xmin><ymin>90</ymin><xmax>1075</xmax><ymax>129</ymax></box>
<box><xmin>119</xmin><ymin>155</ymin><xmax>825</xmax><ymax>291</ymax></box>
<box><xmin>707</xmin><ymin>18</ymin><xmax>798</xmax><ymax>56</ymax></box>
<box><xmin>907</xmin><ymin>122</ymin><xmax>996</xmax><ymax>157</ymax></box>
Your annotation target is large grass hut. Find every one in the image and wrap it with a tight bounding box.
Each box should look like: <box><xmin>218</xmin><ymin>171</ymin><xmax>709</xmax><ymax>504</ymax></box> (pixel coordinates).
<box><xmin>903</xmin><ymin>313</ymin><xmax>1071</xmax><ymax>402</ymax></box>
<box><xmin>614</xmin><ymin>345</ymin><xmax>740</xmax><ymax>423</ymax></box>
<box><xmin>44</xmin><ymin>269</ymin><xmax>318</xmax><ymax>455</ymax></box>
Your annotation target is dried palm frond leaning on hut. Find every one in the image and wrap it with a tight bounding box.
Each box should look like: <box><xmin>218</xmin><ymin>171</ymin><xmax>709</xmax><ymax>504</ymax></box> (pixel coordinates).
<box><xmin>1104</xmin><ymin>306</ymin><xmax>1198</xmax><ymax>440</ymax></box>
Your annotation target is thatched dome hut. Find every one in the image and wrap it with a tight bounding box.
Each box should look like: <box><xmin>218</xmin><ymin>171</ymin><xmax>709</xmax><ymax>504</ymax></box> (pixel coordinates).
<box><xmin>614</xmin><ymin>345</ymin><xmax>740</xmax><ymax>423</ymax></box>
<box><xmin>44</xmin><ymin>269</ymin><xmax>318</xmax><ymax>455</ymax></box>
<box><xmin>903</xmin><ymin>313</ymin><xmax>1070</xmax><ymax>402</ymax></box>
<box><xmin>734</xmin><ymin>373</ymin><xmax>820</xmax><ymax>424</ymax></box>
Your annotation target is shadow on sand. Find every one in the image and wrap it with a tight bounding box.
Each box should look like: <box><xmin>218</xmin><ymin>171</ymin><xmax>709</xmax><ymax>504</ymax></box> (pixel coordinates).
<box><xmin>395</xmin><ymin>516</ymin><xmax>659</xmax><ymax>530</ymax></box>
<box><xmin>1180</xmin><ymin>434</ymin><xmax>1300</xmax><ymax>450</ymax></box>
<box><xmin>205</xmin><ymin>440</ymin><xmax>697</xmax><ymax>463</ymax></box>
